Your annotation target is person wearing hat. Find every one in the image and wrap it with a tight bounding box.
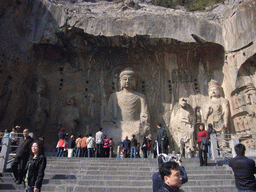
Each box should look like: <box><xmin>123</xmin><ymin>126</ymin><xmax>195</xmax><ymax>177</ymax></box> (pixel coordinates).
<box><xmin>152</xmin><ymin>153</ymin><xmax>188</xmax><ymax>192</ymax></box>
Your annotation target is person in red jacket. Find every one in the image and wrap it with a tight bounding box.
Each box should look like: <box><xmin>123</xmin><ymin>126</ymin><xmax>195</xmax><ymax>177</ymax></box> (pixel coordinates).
<box><xmin>197</xmin><ymin>124</ymin><xmax>209</xmax><ymax>166</ymax></box>
<box><xmin>103</xmin><ymin>135</ymin><xmax>110</xmax><ymax>158</ymax></box>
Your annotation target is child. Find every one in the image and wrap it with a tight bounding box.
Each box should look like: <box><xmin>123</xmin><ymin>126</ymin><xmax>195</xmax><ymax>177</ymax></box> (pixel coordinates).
<box><xmin>116</xmin><ymin>143</ymin><xmax>122</xmax><ymax>158</ymax></box>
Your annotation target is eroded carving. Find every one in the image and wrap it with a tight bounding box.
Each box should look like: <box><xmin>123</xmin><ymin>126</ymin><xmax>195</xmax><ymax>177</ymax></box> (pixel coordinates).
<box><xmin>27</xmin><ymin>78</ymin><xmax>50</xmax><ymax>139</ymax></box>
<box><xmin>58</xmin><ymin>94</ymin><xmax>80</xmax><ymax>135</ymax></box>
<box><xmin>173</xmin><ymin>97</ymin><xmax>195</xmax><ymax>152</ymax></box>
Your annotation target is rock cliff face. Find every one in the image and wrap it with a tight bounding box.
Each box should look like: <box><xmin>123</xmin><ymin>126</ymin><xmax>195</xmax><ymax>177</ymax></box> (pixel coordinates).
<box><xmin>0</xmin><ymin>0</ymin><xmax>256</xmax><ymax>151</ymax></box>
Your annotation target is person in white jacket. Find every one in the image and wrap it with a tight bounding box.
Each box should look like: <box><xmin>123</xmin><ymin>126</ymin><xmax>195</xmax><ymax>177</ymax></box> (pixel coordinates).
<box><xmin>86</xmin><ymin>133</ymin><xmax>95</xmax><ymax>158</ymax></box>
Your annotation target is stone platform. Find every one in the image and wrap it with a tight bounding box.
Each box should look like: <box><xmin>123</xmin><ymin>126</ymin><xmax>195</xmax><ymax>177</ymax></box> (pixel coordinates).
<box><xmin>0</xmin><ymin>157</ymin><xmax>236</xmax><ymax>192</ymax></box>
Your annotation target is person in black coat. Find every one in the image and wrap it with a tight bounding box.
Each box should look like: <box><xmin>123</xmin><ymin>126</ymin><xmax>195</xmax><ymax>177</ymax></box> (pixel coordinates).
<box><xmin>11</xmin><ymin>129</ymin><xmax>34</xmax><ymax>184</ymax></box>
<box><xmin>142</xmin><ymin>137</ymin><xmax>148</xmax><ymax>158</ymax></box>
<box><xmin>156</xmin><ymin>124</ymin><xmax>168</xmax><ymax>154</ymax></box>
<box><xmin>25</xmin><ymin>140</ymin><xmax>47</xmax><ymax>192</ymax></box>
<box><xmin>122</xmin><ymin>136</ymin><xmax>131</xmax><ymax>158</ymax></box>
<box><xmin>229</xmin><ymin>143</ymin><xmax>256</xmax><ymax>191</ymax></box>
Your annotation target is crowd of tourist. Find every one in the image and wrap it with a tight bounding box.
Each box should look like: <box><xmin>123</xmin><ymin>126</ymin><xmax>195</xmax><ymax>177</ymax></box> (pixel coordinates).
<box><xmin>1</xmin><ymin>123</ymin><xmax>256</xmax><ymax>192</ymax></box>
<box><xmin>55</xmin><ymin>127</ymin><xmax>154</xmax><ymax>158</ymax></box>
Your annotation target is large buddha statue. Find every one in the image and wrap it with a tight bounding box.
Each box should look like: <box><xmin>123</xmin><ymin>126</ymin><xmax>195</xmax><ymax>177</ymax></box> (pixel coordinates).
<box><xmin>102</xmin><ymin>68</ymin><xmax>150</xmax><ymax>143</ymax></box>
<box><xmin>203</xmin><ymin>79</ymin><xmax>230</xmax><ymax>147</ymax></box>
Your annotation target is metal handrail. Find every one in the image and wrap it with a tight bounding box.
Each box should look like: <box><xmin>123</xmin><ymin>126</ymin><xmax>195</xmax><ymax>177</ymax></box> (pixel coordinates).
<box><xmin>210</xmin><ymin>133</ymin><xmax>256</xmax><ymax>160</ymax></box>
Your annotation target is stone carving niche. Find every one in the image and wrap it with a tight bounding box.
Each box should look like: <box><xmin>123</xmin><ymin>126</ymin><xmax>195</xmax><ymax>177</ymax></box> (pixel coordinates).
<box><xmin>230</xmin><ymin>54</ymin><xmax>256</xmax><ymax>149</ymax></box>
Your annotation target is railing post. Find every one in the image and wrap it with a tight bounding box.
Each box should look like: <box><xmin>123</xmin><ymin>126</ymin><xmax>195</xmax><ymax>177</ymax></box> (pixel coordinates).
<box><xmin>0</xmin><ymin>137</ymin><xmax>11</xmax><ymax>172</ymax></box>
<box><xmin>231</xmin><ymin>138</ymin><xmax>239</xmax><ymax>158</ymax></box>
<box><xmin>210</xmin><ymin>133</ymin><xmax>219</xmax><ymax>160</ymax></box>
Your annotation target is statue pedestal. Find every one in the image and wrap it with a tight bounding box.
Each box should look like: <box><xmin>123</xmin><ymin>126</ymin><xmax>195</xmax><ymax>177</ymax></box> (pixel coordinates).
<box><xmin>102</xmin><ymin>120</ymin><xmax>142</xmax><ymax>144</ymax></box>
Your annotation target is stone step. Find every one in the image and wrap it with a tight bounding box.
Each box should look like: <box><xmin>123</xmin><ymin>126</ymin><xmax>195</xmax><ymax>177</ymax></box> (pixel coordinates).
<box><xmin>182</xmin><ymin>186</ymin><xmax>236</xmax><ymax>192</ymax></box>
<box><xmin>9</xmin><ymin>184</ymin><xmax>236</xmax><ymax>192</ymax></box>
<box><xmin>1</xmin><ymin>157</ymin><xmax>236</xmax><ymax>191</ymax></box>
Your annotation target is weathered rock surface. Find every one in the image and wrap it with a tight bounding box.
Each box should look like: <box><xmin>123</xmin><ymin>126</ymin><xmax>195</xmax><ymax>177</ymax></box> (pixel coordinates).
<box><xmin>1</xmin><ymin>0</ymin><xmax>256</xmax><ymax>151</ymax></box>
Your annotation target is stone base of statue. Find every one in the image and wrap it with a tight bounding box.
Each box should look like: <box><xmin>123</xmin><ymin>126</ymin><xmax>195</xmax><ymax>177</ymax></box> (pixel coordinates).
<box><xmin>102</xmin><ymin>120</ymin><xmax>143</xmax><ymax>144</ymax></box>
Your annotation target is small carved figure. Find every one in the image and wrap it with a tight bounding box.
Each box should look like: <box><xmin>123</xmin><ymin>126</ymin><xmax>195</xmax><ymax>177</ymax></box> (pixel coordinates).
<box><xmin>203</xmin><ymin>79</ymin><xmax>230</xmax><ymax>147</ymax></box>
<box><xmin>58</xmin><ymin>94</ymin><xmax>80</xmax><ymax>135</ymax></box>
<box><xmin>195</xmin><ymin>107</ymin><xmax>202</xmax><ymax>123</ymax></box>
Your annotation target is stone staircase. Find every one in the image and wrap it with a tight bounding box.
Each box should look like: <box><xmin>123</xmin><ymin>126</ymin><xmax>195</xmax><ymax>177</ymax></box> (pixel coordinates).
<box><xmin>0</xmin><ymin>157</ymin><xmax>236</xmax><ymax>192</ymax></box>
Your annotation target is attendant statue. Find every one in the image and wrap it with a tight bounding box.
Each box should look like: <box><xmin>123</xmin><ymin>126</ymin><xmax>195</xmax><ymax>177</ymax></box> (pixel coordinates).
<box><xmin>58</xmin><ymin>94</ymin><xmax>80</xmax><ymax>135</ymax></box>
<box><xmin>27</xmin><ymin>78</ymin><xmax>50</xmax><ymax>139</ymax></box>
<box><xmin>203</xmin><ymin>79</ymin><xmax>230</xmax><ymax>147</ymax></box>
<box><xmin>173</xmin><ymin>97</ymin><xmax>195</xmax><ymax>153</ymax></box>
<box><xmin>102</xmin><ymin>68</ymin><xmax>150</xmax><ymax>143</ymax></box>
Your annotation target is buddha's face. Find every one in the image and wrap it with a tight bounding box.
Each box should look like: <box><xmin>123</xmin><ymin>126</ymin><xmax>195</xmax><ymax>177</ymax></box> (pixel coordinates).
<box><xmin>209</xmin><ymin>86</ymin><xmax>220</xmax><ymax>98</ymax></box>
<box><xmin>120</xmin><ymin>74</ymin><xmax>136</xmax><ymax>89</ymax></box>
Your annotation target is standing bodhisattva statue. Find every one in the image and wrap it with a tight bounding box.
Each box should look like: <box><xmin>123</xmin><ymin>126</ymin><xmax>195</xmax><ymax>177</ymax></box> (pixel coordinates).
<box><xmin>102</xmin><ymin>68</ymin><xmax>150</xmax><ymax>143</ymax></box>
<box><xmin>174</xmin><ymin>97</ymin><xmax>194</xmax><ymax>152</ymax></box>
<box><xmin>203</xmin><ymin>79</ymin><xmax>230</xmax><ymax>147</ymax></box>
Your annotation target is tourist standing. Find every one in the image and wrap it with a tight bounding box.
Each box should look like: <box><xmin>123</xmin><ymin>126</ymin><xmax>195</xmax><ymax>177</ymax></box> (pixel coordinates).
<box><xmin>75</xmin><ymin>135</ymin><xmax>82</xmax><ymax>157</ymax></box>
<box><xmin>103</xmin><ymin>135</ymin><xmax>110</xmax><ymax>158</ymax></box>
<box><xmin>207</xmin><ymin>123</ymin><xmax>216</xmax><ymax>158</ymax></box>
<box><xmin>109</xmin><ymin>138</ymin><xmax>115</xmax><ymax>158</ymax></box>
<box><xmin>24</xmin><ymin>141</ymin><xmax>47</xmax><ymax>192</ymax></box>
<box><xmin>56</xmin><ymin>127</ymin><xmax>66</xmax><ymax>157</ymax></box>
<box><xmin>142</xmin><ymin>136</ymin><xmax>148</xmax><ymax>158</ymax></box>
<box><xmin>180</xmin><ymin>138</ymin><xmax>185</xmax><ymax>158</ymax></box>
<box><xmin>81</xmin><ymin>134</ymin><xmax>88</xmax><ymax>157</ymax></box>
<box><xmin>130</xmin><ymin>135</ymin><xmax>138</xmax><ymax>158</ymax></box>
<box><xmin>116</xmin><ymin>143</ymin><xmax>122</xmax><ymax>158</ymax></box>
<box><xmin>1</xmin><ymin>129</ymin><xmax>10</xmax><ymax>144</ymax></box>
<box><xmin>197</xmin><ymin>124</ymin><xmax>209</xmax><ymax>166</ymax></box>
<box><xmin>10</xmin><ymin>127</ymin><xmax>18</xmax><ymax>152</ymax></box>
<box><xmin>11</xmin><ymin>129</ymin><xmax>34</xmax><ymax>184</ymax></box>
<box><xmin>123</xmin><ymin>136</ymin><xmax>131</xmax><ymax>158</ymax></box>
<box><xmin>67</xmin><ymin>135</ymin><xmax>75</xmax><ymax>158</ymax></box>
<box><xmin>229</xmin><ymin>143</ymin><xmax>256</xmax><ymax>192</ymax></box>
<box><xmin>156</xmin><ymin>124</ymin><xmax>168</xmax><ymax>154</ymax></box>
<box><xmin>86</xmin><ymin>133</ymin><xmax>95</xmax><ymax>158</ymax></box>
<box><xmin>95</xmin><ymin>128</ymin><xmax>104</xmax><ymax>157</ymax></box>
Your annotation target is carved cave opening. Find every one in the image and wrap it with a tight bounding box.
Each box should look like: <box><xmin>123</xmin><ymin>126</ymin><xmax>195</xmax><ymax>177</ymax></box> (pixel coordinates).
<box><xmin>3</xmin><ymin>28</ymin><xmax>226</xmax><ymax>152</ymax></box>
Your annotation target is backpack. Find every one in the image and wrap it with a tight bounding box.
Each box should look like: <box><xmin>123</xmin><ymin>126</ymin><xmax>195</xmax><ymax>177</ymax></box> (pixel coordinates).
<box><xmin>147</xmin><ymin>141</ymin><xmax>151</xmax><ymax>148</ymax></box>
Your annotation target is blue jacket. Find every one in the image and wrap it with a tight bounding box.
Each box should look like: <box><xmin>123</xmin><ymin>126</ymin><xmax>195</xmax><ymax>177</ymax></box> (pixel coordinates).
<box><xmin>157</xmin><ymin>183</ymin><xmax>180</xmax><ymax>192</ymax></box>
<box><xmin>122</xmin><ymin>139</ymin><xmax>131</xmax><ymax>150</ymax></box>
<box><xmin>152</xmin><ymin>166</ymin><xmax>188</xmax><ymax>192</ymax></box>
<box><xmin>229</xmin><ymin>154</ymin><xmax>256</xmax><ymax>190</ymax></box>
